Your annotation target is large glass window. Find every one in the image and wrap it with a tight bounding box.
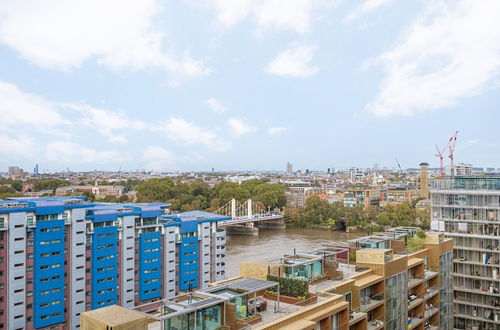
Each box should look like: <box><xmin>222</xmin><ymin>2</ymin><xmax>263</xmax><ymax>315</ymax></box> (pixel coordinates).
<box><xmin>440</xmin><ymin>251</ymin><xmax>453</xmax><ymax>330</ymax></box>
<box><xmin>196</xmin><ymin>305</ymin><xmax>222</xmax><ymax>330</ymax></box>
<box><xmin>385</xmin><ymin>271</ymin><xmax>407</xmax><ymax>330</ymax></box>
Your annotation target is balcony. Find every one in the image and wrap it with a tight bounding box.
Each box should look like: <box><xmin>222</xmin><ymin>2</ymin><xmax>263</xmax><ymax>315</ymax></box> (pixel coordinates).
<box><xmin>360</xmin><ymin>293</ymin><xmax>384</xmax><ymax>312</ymax></box>
<box><xmin>407</xmin><ymin>312</ymin><xmax>424</xmax><ymax>328</ymax></box>
<box><xmin>424</xmin><ymin>303</ymin><xmax>439</xmax><ymax>319</ymax></box>
<box><xmin>408</xmin><ymin>275</ymin><xmax>424</xmax><ymax>289</ymax></box>
<box><xmin>408</xmin><ymin>296</ymin><xmax>423</xmax><ymax>311</ymax></box>
<box><xmin>454</xmin><ymin>298</ymin><xmax>500</xmax><ymax>310</ymax></box>
<box><xmin>424</xmin><ymin>270</ymin><xmax>439</xmax><ymax>281</ymax></box>
<box><xmin>349</xmin><ymin>308</ymin><xmax>367</xmax><ymax>326</ymax></box>
<box><xmin>424</xmin><ymin>285</ymin><xmax>439</xmax><ymax>300</ymax></box>
<box><xmin>367</xmin><ymin>319</ymin><xmax>384</xmax><ymax>330</ymax></box>
<box><xmin>452</xmin><ymin>272</ymin><xmax>500</xmax><ymax>282</ymax></box>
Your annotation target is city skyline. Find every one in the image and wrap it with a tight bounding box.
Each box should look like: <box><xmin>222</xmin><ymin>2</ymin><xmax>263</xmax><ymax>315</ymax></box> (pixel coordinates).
<box><xmin>1</xmin><ymin>0</ymin><xmax>499</xmax><ymax>172</ymax></box>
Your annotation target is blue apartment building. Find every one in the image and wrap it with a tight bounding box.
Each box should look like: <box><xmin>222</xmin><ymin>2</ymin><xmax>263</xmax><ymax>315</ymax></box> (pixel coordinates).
<box><xmin>0</xmin><ymin>197</ymin><xmax>229</xmax><ymax>329</ymax></box>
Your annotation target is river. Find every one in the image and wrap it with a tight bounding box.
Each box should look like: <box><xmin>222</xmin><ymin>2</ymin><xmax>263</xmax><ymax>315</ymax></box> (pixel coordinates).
<box><xmin>225</xmin><ymin>228</ymin><xmax>364</xmax><ymax>277</ymax></box>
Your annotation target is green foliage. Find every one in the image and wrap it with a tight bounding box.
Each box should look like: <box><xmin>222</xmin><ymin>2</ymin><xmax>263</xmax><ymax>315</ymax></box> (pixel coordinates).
<box><xmin>416</xmin><ymin>230</ymin><xmax>427</xmax><ymax>239</ymax></box>
<box><xmin>28</xmin><ymin>179</ymin><xmax>69</xmax><ymax>192</ymax></box>
<box><xmin>349</xmin><ymin>252</ymin><xmax>356</xmax><ymax>262</ymax></box>
<box><xmin>0</xmin><ymin>192</ymin><xmax>24</xmax><ymax>199</ymax></box>
<box><xmin>0</xmin><ymin>186</ymin><xmax>15</xmax><ymax>194</ymax></box>
<box><xmin>377</xmin><ymin>202</ymin><xmax>430</xmax><ymax>229</ymax></box>
<box><xmin>10</xmin><ymin>181</ymin><xmax>22</xmax><ymax>192</ymax></box>
<box><xmin>82</xmin><ymin>191</ymin><xmax>96</xmax><ymax>202</ymax></box>
<box><xmin>285</xmin><ymin>196</ymin><xmax>429</xmax><ymax>232</ymax></box>
<box><xmin>135</xmin><ymin>178</ymin><xmax>285</xmax><ymax>211</ymax></box>
<box><xmin>267</xmin><ymin>275</ymin><xmax>309</xmax><ymax>298</ymax></box>
<box><xmin>407</xmin><ymin>236</ymin><xmax>425</xmax><ymax>251</ymax></box>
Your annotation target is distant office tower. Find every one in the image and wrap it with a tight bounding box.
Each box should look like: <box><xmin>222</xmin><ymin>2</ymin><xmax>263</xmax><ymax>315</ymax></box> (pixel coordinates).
<box><xmin>34</xmin><ymin>164</ymin><xmax>39</xmax><ymax>175</ymax></box>
<box><xmin>452</xmin><ymin>163</ymin><xmax>473</xmax><ymax>177</ymax></box>
<box><xmin>8</xmin><ymin>166</ymin><xmax>22</xmax><ymax>177</ymax></box>
<box><xmin>0</xmin><ymin>197</ymin><xmax>228</xmax><ymax>329</ymax></box>
<box><xmin>431</xmin><ymin>176</ymin><xmax>500</xmax><ymax>329</ymax></box>
<box><xmin>286</xmin><ymin>162</ymin><xmax>293</xmax><ymax>175</ymax></box>
<box><xmin>420</xmin><ymin>162</ymin><xmax>429</xmax><ymax>199</ymax></box>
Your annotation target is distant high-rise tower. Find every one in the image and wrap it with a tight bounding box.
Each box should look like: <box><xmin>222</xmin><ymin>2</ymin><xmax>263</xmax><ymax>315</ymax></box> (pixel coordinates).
<box><xmin>419</xmin><ymin>162</ymin><xmax>429</xmax><ymax>198</ymax></box>
<box><xmin>286</xmin><ymin>162</ymin><xmax>293</xmax><ymax>175</ymax></box>
<box><xmin>34</xmin><ymin>163</ymin><xmax>39</xmax><ymax>175</ymax></box>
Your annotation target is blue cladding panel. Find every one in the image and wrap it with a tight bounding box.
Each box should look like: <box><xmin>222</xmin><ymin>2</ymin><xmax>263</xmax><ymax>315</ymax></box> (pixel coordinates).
<box><xmin>180</xmin><ymin>220</ymin><xmax>198</xmax><ymax>233</ymax></box>
<box><xmin>91</xmin><ymin>226</ymin><xmax>118</xmax><ymax>309</ymax></box>
<box><xmin>139</xmin><ymin>231</ymin><xmax>162</xmax><ymax>301</ymax></box>
<box><xmin>178</xmin><ymin>236</ymin><xmax>199</xmax><ymax>291</ymax></box>
<box><xmin>33</xmin><ymin>220</ymin><xmax>65</xmax><ymax>328</ymax></box>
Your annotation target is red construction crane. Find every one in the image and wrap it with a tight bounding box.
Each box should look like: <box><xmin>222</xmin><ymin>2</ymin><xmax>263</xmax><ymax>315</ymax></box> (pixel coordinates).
<box><xmin>435</xmin><ymin>144</ymin><xmax>449</xmax><ymax>179</ymax></box>
<box><xmin>448</xmin><ymin>131</ymin><xmax>459</xmax><ymax>176</ymax></box>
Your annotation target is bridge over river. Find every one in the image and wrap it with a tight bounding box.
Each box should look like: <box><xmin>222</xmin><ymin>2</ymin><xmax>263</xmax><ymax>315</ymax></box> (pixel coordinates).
<box><xmin>215</xmin><ymin>199</ymin><xmax>285</xmax><ymax>235</ymax></box>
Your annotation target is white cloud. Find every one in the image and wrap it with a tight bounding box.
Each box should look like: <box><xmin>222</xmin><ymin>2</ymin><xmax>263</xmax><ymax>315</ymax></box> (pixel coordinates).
<box><xmin>74</xmin><ymin>105</ymin><xmax>146</xmax><ymax>143</ymax></box>
<box><xmin>202</xmin><ymin>0</ymin><xmax>334</xmax><ymax>34</ymax></box>
<box><xmin>141</xmin><ymin>145</ymin><xmax>178</xmax><ymax>171</ymax></box>
<box><xmin>344</xmin><ymin>0</ymin><xmax>392</xmax><ymax>22</ymax></box>
<box><xmin>367</xmin><ymin>0</ymin><xmax>500</xmax><ymax>117</ymax></box>
<box><xmin>265</xmin><ymin>44</ymin><xmax>318</xmax><ymax>77</ymax></box>
<box><xmin>227</xmin><ymin>118</ymin><xmax>256</xmax><ymax>138</ymax></box>
<box><xmin>0</xmin><ymin>135</ymin><xmax>35</xmax><ymax>157</ymax></box>
<box><xmin>160</xmin><ymin>117</ymin><xmax>230</xmax><ymax>151</ymax></box>
<box><xmin>0</xmin><ymin>81</ymin><xmax>71</xmax><ymax>132</ymax></box>
<box><xmin>0</xmin><ymin>0</ymin><xmax>210</xmax><ymax>77</ymax></box>
<box><xmin>253</xmin><ymin>0</ymin><xmax>317</xmax><ymax>34</ymax></box>
<box><xmin>267</xmin><ymin>126</ymin><xmax>287</xmax><ymax>135</ymax></box>
<box><xmin>205</xmin><ymin>98</ymin><xmax>227</xmax><ymax>113</ymax></box>
<box><xmin>0</xmin><ymin>80</ymin><xmax>146</xmax><ymax>143</ymax></box>
<box><xmin>45</xmin><ymin>141</ymin><xmax>127</xmax><ymax>163</ymax></box>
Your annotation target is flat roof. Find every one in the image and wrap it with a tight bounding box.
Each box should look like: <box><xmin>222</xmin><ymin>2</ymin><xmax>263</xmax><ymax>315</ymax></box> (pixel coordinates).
<box><xmin>354</xmin><ymin>274</ymin><xmax>384</xmax><ymax>288</ymax></box>
<box><xmin>82</xmin><ymin>305</ymin><xmax>147</xmax><ymax>326</ymax></box>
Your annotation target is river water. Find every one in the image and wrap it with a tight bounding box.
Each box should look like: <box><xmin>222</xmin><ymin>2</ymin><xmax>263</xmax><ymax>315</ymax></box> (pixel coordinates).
<box><xmin>225</xmin><ymin>228</ymin><xmax>364</xmax><ymax>277</ymax></box>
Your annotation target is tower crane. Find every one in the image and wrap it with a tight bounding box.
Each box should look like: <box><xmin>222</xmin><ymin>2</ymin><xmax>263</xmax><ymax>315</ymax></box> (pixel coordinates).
<box><xmin>435</xmin><ymin>141</ymin><xmax>451</xmax><ymax>179</ymax></box>
<box><xmin>448</xmin><ymin>131</ymin><xmax>459</xmax><ymax>177</ymax></box>
<box><xmin>395</xmin><ymin>158</ymin><xmax>406</xmax><ymax>182</ymax></box>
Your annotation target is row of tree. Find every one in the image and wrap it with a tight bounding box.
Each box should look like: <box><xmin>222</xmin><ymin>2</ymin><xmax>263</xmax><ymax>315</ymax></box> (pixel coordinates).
<box><xmin>135</xmin><ymin>178</ymin><xmax>287</xmax><ymax>212</ymax></box>
<box><xmin>285</xmin><ymin>195</ymin><xmax>429</xmax><ymax>233</ymax></box>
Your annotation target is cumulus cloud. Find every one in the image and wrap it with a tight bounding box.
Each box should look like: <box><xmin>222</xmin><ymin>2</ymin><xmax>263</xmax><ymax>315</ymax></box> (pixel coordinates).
<box><xmin>227</xmin><ymin>118</ymin><xmax>256</xmax><ymax>138</ymax></box>
<box><xmin>265</xmin><ymin>44</ymin><xmax>318</xmax><ymax>77</ymax></box>
<box><xmin>45</xmin><ymin>141</ymin><xmax>127</xmax><ymax>163</ymax></box>
<box><xmin>344</xmin><ymin>0</ymin><xmax>392</xmax><ymax>22</ymax></box>
<box><xmin>0</xmin><ymin>0</ymin><xmax>210</xmax><ymax>77</ymax></box>
<box><xmin>205</xmin><ymin>98</ymin><xmax>227</xmax><ymax>113</ymax></box>
<box><xmin>74</xmin><ymin>105</ymin><xmax>146</xmax><ymax>143</ymax></box>
<box><xmin>0</xmin><ymin>81</ymin><xmax>71</xmax><ymax>132</ymax></box>
<box><xmin>159</xmin><ymin>117</ymin><xmax>230</xmax><ymax>151</ymax></box>
<box><xmin>267</xmin><ymin>126</ymin><xmax>287</xmax><ymax>135</ymax></box>
<box><xmin>141</xmin><ymin>145</ymin><xmax>178</xmax><ymax>171</ymax></box>
<box><xmin>0</xmin><ymin>135</ymin><xmax>35</xmax><ymax>157</ymax></box>
<box><xmin>367</xmin><ymin>0</ymin><xmax>500</xmax><ymax>117</ymax></box>
<box><xmin>199</xmin><ymin>0</ymin><xmax>334</xmax><ymax>34</ymax></box>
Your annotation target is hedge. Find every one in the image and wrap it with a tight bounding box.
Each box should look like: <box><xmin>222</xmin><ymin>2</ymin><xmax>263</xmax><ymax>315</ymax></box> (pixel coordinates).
<box><xmin>266</xmin><ymin>275</ymin><xmax>309</xmax><ymax>298</ymax></box>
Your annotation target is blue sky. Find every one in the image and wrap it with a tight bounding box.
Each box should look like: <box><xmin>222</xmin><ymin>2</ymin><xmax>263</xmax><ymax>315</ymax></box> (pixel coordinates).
<box><xmin>0</xmin><ymin>0</ymin><xmax>499</xmax><ymax>172</ymax></box>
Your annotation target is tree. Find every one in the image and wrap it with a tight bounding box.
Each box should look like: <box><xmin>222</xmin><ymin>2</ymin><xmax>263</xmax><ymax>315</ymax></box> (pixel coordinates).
<box><xmin>82</xmin><ymin>191</ymin><xmax>96</xmax><ymax>202</ymax></box>
<box><xmin>10</xmin><ymin>181</ymin><xmax>22</xmax><ymax>192</ymax></box>
<box><xmin>0</xmin><ymin>186</ymin><xmax>15</xmax><ymax>194</ymax></box>
<box><xmin>136</xmin><ymin>178</ymin><xmax>175</xmax><ymax>202</ymax></box>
